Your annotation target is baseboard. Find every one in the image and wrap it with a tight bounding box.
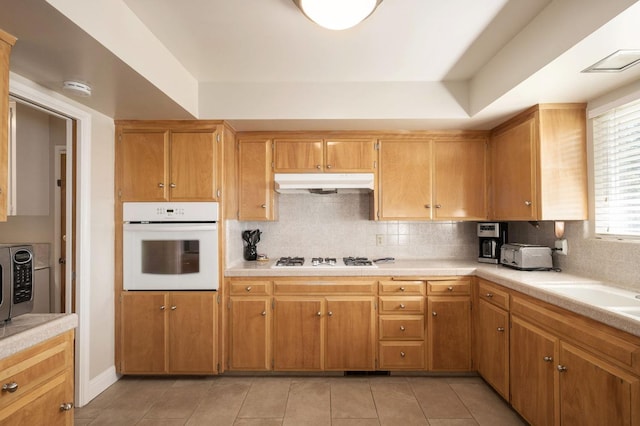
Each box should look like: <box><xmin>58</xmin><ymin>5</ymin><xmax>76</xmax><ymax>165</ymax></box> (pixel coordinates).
<box><xmin>81</xmin><ymin>366</ymin><xmax>120</xmax><ymax>407</ymax></box>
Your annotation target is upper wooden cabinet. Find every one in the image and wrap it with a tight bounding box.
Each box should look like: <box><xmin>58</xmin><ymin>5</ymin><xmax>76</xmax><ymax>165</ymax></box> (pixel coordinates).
<box><xmin>116</xmin><ymin>122</ymin><xmax>224</xmax><ymax>202</ymax></box>
<box><xmin>0</xmin><ymin>29</ymin><xmax>17</xmax><ymax>222</ymax></box>
<box><xmin>273</xmin><ymin>138</ymin><xmax>376</xmax><ymax>172</ymax></box>
<box><xmin>379</xmin><ymin>137</ymin><xmax>487</xmax><ymax>220</ymax></box>
<box><xmin>490</xmin><ymin>104</ymin><xmax>587</xmax><ymax>221</ymax></box>
<box><xmin>238</xmin><ymin>138</ymin><xmax>277</xmax><ymax>221</ymax></box>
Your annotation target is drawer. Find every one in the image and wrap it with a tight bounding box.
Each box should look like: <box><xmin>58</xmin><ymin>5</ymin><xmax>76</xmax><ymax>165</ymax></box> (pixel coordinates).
<box><xmin>379</xmin><ymin>296</ymin><xmax>424</xmax><ymax>314</ymax></box>
<box><xmin>230</xmin><ymin>280</ymin><xmax>271</xmax><ymax>295</ymax></box>
<box><xmin>274</xmin><ymin>281</ymin><xmax>377</xmax><ymax>295</ymax></box>
<box><xmin>0</xmin><ymin>331</ymin><xmax>73</xmax><ymax>410</ymax></box>
<box><xmin>379</xmin><ymin>315</ymin><xmax>424</xmax><ymax>340</ymax></box>
<box><xmin>378</xmin><ymin>342</ymin><xmax>425</xmax><ymax>370</ymax></box>
<box><xmin>478</xmin><ymin>279</ymin><xmax>509</xmax><ymax>310</ymax></box>
<box><xmin>427</xmin><ymin>279</ymin><xmax>470</xmax><ymax>295</ymax></box>
<box><xmin>379</xmin><ymin>281</ymin><xmax>425</xmax><ymax>295</ymax></box>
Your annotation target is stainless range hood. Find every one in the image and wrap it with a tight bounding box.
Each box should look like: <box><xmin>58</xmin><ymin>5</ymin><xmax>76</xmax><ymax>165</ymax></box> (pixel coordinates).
<box><xmin>274</xmin><ymin>173</ymin><xmax>375</xmax><ymax>194</ymax></box>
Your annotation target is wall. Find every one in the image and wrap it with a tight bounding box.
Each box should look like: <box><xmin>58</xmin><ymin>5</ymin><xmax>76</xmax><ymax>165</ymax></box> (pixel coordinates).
<box><xmin>227</xmin><ymin>193</ymin><xmax>477</xmax><ymax>265</ymax></box>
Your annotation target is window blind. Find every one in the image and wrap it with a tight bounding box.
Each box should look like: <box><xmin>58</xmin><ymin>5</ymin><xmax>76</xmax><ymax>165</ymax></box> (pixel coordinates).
<box><xmin>592</xmin><ymin>98</ymin><xmax>640</xmax><ymax>237</ymax></box>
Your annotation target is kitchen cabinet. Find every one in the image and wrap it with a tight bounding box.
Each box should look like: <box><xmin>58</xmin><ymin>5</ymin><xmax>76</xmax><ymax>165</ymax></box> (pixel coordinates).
<box><xmin>427</xmin><ymin>279</ymin><xmax>472</xmax><ymax>371</ymax></box>
<box><xmin>378</xmin><ymin>280</ymin><xmax>425</xmax><ymax>370</ymax></box>
<box><xmin>119</xmin><ymin>291</ymin><xmax>218</xmax><ymax>374</ymax></box>
<box><xmin>0</xmin><ymin>330</ymin><xmax>74</xmax><ymax>425</ymax></box>
<box><xmin>272</xmin><ymin>280</ymin><xmax>377</xmax><ymax>371</ymax></box>
<box><xmin>273</xmin><ymin>138</ymin><xmax>376</xmax><ymax>172</ymax></box>
<box><xmin>116</xmin><ymin>122</ymin><xmax>224</xmax><ymax>202</ymax></box>
<box><xmin>476</xmin><ymin>279</ymin><xmax>510</xmax><ymax>399</ymax></box>
<box><xmin>490</xmin><ymin>104</ymin><xmax>587</xmax><ymax>220</ymax></box>
<box><xmin>238</xmin><ymin>138</ymin><xmax>277</xmax><ymax>221</ymax></box>
<box><xmin>378</xmin><ymin>137</ymin><xmax>487</xmax><ymax>220</ymax></box>
<box><xmin>0</xmin><ymin>29</ymin><xmax>16</xmax><ymax>222</ymax></box>
<box><xmin>510</xmin><ymin>315</ymin><xmax>558</xmax><ymax>426</ymax></box>
<box><xmin>228</xmin><ymin>280</ymin><xmax>272</xmax><ymax>371</ymax></box>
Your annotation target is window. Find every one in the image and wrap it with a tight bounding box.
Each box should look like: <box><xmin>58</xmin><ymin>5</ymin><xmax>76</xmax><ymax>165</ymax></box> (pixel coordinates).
<box><xmin>592</xmin><ymin>98</ymin><xmax>640</xmax><ymax>237</ymax></box>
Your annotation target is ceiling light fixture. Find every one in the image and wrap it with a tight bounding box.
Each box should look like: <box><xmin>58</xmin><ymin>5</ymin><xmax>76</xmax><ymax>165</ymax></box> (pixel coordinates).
<box><xmin>62</xmin><ymin>80</ymin><xmax>92</xmax><ymax>97</ymax></box>
<box><xmin>292</xmin><ymin>0</ymin><xmax>383</xmax><ymax>31</ymax></box>
<box><xmin>582</xmin><ymin>50</ymin><xmax>640</xmax><ymax>73</ymax></box>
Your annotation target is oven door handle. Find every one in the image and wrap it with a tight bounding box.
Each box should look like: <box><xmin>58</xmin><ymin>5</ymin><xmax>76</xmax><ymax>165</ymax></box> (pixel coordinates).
<box><xmin>123</xmin><ymin>223</ymin><xmax>217</xmax><ymax>232</ymax></box>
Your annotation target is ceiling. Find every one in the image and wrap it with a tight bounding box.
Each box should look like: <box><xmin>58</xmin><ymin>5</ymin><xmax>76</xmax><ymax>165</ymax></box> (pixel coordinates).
<box><xmin>2</xmin><ymin>0</ymin><xmax>640</xmax><ymax>131</ymax></box>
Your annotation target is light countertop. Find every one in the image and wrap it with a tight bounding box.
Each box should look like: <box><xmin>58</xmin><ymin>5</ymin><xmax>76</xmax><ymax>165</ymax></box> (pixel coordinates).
<box><xmin>0</xmin><ymin>313</ymin><xmax>78</xmax><ymax>359</ymax></box>
<box><xmin>226</xmin><ymin>259</ymin><xmax>640</xmax><ymax>337</ymax></box>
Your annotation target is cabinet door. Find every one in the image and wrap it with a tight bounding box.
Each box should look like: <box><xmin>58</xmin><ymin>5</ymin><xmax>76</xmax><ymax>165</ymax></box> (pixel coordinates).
<box><xmin>170</xmin><ymin>130</ymin><xmax>218</xmax><ymax>200</ymax></box>
<box><xmin>379</xmin><ymin>139</ymin><xmax>432</xmax><ymax>219</ymax></box>
<box><xmin>168</xmin><ymin>292</ymin><xmax>217</xmax><ymax>374</ymax></box>
<box><xmin>120</xmin><ymin>292</ymin><xmax>167</xmax><ymax>373</ymax></box>
<box><xmin>273</xmin><ymin>139</ymin><xmax>323</xmax><ymax>172</ymax></box>
<box><xmin>273</xmin><ymin>297</ymin><xmax>323</xmax><ymax>370</ymax></box>
<box><xmin>325</xmin><ymin>297</ymin><xmax>376</xmax><ymax>370</ymax></box>
<box><xmin>491</xmin><ymin>117</ymin><xmax>537</xmax><ymax>220</ymax></box>
<box><xmin>325</xmin><ymin>139</ymin><xmax>376</xmax><ymax>172</ymax></box>
<box><xmin>120</xmin><ymin>131</ymin><xmax>169</xmax><ymax>201</ymax></box>
<box><xmin>428</xmin><ymin>297</ymin><xmax>471</xmax><ymax>371</ymax></box>
<box><xmin>228</xmin><ymin>297</ymin><xmax>271</xmax><ymax>370</ymax></box>
<box><xmin>239</xmin><ymin>139</ymin><xmax>275</xmax><ymax>220</ymax></box>
<box><xmin>510</xmin><ymin>315</ymin><xmax>558</xmax><ymax>426</ymax></box>
<box><xmin>0</xmin><ymin>31</ymin><xmax>16</xmax><ymax>222</ymax></box>
<box><xmin>558</xmin><ymin>342</ymin><xmax>639</xmax><ymax>426</ymax></box>
<box><xmin>476</xmin><ymin>299</ymin><xmax>509</xmax><ymax>399</ymax></box>
<box><xmin>433</xmin><ymin>139</ymin><xmax>487</xmax><ymax>220</ymax></box>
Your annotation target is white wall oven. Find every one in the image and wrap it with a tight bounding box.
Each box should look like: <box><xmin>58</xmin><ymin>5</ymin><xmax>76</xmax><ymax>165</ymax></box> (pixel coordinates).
<box><xmin>123</xmin><ymin>202</ymin><xmax>219</xmax><ymax>291</ymax></box>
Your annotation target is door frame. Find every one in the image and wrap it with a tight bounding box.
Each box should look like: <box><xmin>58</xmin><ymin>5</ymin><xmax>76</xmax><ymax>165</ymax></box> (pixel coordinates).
<box><xmin>54</xmin><ymin>146</ymin><xmax>66</xmax><ymax>313</ymax></box>
<box><xmin>10</xmin><ymin>73</ymin><xmax>93</xmax><ymax>406</ymax></box>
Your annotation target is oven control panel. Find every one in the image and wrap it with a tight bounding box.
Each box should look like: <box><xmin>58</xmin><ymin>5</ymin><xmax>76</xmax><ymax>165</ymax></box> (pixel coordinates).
<box><xmin>123</xmin><ymin>202</ymin><xmax>219</xmax><ymax>222</ymax></box>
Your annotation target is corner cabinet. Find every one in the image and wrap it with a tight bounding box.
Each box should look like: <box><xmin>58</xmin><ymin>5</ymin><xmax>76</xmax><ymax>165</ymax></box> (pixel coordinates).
<box><xmin>378</xmin><ymin>136</ymin><xmax>488</xmax><ymax>220</ymax></box>
<box><xmin>116</xmin><ymin>121</ymin><xmax>227</xmax><ymax>202</ymax></box>
<box><xmin>0</xmin><ymin>29</ymin><xmax>17</xmax><ymax>222</ymax></box>
<box><xmin>238</xmin><ymin>138</ymin><xmax>277</xmax><ymax>221</ymax></box>
<box><xmin>0</xmin><ymin>331</ymin><xmax>75</xmax><ymax>425</ymax></box>
<box><xmin>490</xmin><ymin>104</ymin><xmax>587</xmax><ymax>220</ymax></box>
<box><xmin>119</xmin><ymin>291</ymin><xmax>218</xmax><ymax>374</ymax></box>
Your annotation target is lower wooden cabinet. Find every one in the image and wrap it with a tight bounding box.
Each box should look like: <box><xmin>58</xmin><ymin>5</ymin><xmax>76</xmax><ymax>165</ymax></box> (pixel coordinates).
<box><xmin>229</xmin><ymin>296</ymin><xmax>272</xmax><ymax>370</ymax></box>
<box><xmin>273</xmin><ymin>297</ymin><xmax>323</xmax><ymax>370</ymax></box>
<box><xmin>0</xmin><ymin>330</ymin><xmax>74</xmax><ymax>425</ymax></box>
<box><xmin>120</xmin><ymin>291</ymin><xmax>218</xmax><ymax>374</ymax></box>
<box><xmin>325</xmin><ymin>297</ymin><xmax>376</xmax><ymax>370</ymax></box>
<box><xmin>476</xmin><ymin>298</ymin><xmax>509</xmax><ymax>399</ymax></box>
<box><xmin>427</xmin><ymin>296</ymin><xmax>472</xmax><ymax>371</ymax></box>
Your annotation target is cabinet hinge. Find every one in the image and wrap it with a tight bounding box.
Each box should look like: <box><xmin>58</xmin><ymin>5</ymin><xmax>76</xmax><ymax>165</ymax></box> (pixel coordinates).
<box><xmin>374</xmin><ymin>302</ymin><xmax>378</xmax><ymax>310</ymax></box>
<box><xmin>118</xmin><ymin>190</ymin><xmax>122</xmax><ymax>199</ymax></box>
<box><xmin>216</xmin><ymin>362</ymin><xmax>220</xmax><ymax>373</ymax></box>
<box><xmin>227</xmin><ymin>299</ymin><xmax>231</xmax><ymax>309</ymax></box>
<box><xmin>217</xmin><ymin>294</ymin><xmax>220</xmax><ymax>304</ymax></box>
<box><xmin>374</xmin><ymin>142</ymin><xmax>380</xmax><ymax>150</ymax></box>
<box><xmin>271</xmin><ymin>299</ymin><xmax>275</xmax><ymax>309</ymax></box>
<box><xmin>373</xmin><ymin>161</ymin><xmax>377</xmax><ymax>169</ymax></box>
<box><xmin>216</xmin><ymin>133</ymin><xmax>221</xmax><ymax>143</ymax></box>
<box><xmin>271</xmin><ymin>162</ymin><xmax>275</xmax><ymax>170</ymax></box>
<box><xmin>272</xmin><ymin>359</ymin><xmax>275</xmax><ymax>369</ymax></box>
<box><xmin>377</xmin><ymin>211</ymin><xmax>380</xmax><ymax>219</ymax></box>
<box><xmin>118</xmin><ymin>134</ymin><xmax>122</xmax><ymax>142</ymax></box>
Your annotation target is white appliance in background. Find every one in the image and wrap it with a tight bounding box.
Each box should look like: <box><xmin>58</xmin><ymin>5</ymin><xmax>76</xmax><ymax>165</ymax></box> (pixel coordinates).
<box><xmin>123</xmin><ymin>202</ymin><xmax>219</xmax><ymax>291</ymax></box>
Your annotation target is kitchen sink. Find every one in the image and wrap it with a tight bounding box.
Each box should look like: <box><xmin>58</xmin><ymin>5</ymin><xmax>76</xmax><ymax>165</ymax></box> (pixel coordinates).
<box><xmin>610</xmin><ymin>307</ymin><xmax>640</xmax><ymax>320</ymax></box>
<box><xmin>539</xmin><ymin>284</ymin><xmax>640</xmax><ymax>308</ymax></box>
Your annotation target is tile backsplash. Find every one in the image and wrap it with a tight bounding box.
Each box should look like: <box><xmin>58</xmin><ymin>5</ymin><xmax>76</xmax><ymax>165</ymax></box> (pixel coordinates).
<box><xmin>226</xmin><ymin>193</ymin><xmax>477</xmax><ymax>265</ymax></box>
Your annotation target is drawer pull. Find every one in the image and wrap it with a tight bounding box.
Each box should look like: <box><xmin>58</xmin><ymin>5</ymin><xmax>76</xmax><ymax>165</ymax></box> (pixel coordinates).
<box><xmin>2</xmin><ymin>382</ymin><xmax>18</xmax><ymax>393</ymax></box>
<box><xmin>400</xmin><ymin>351</ymin><xmax>406</xmax><ymax>358</ymax></box>
<box><xmin>447</xmin><ymin>286</ymin><xmax>454</xmax><ymax>292</ymax></box>
<box><xmin>317</xmin><ymin>311</ymin><xmax>322</xmax><ymax>316</ymax></box>
<box><xmin>557</xmin><ymin>365</ymin><xmax>567</xmax><ymax>373</ymax></box>
<box><xmin>60</xmin><ymin>402</ymin><xmax>74</xmax><ymax>411</ymax></box>
<box><xmin>400</xmin><ymin>325</ymin><xmax>406</xmax><ymax>331</ymax></box>
<box><xmin>497</xmin><ymin>327</ymin><xmax>505</xmax><ymax>332</ymax></box>
<box><xmin>543</xmin><ymin>356</ymin><xmax>553</xmax><ymax>362</ymax></box>
<box><xmin>399</xmin><ymin>304</ymin><xmax>406</xmax><ymax>309</ymax></box>
<box><xmin>261</xmin><ymin>311</ymin><xmax>267</xmax><ymax>316</ymax></box>
<box><xmin>485</xmin><ymin>293</ymin><xmax>494</xmax><ymax>298</ymax></box>
<box><xmin>245</xmin><ymin>286</ymin><xmax>252</xmax><ymax>292</ymax></box>
<box><xmin>399</xmin><ymin>287</ymin><xmax>405</xmax><ymax>292</ymax></box>
<box><xmin>328</xmin><ymin>311</ymin><xmax>333</xmax><ymax>317</ymax></box>
<box><xmin>170</xmin><ymin>183</ymin><xmax>176</xmax><ymax>188</ymax></box>
<box><xmin>432</xmin><ymin>311</ymin><xmax>437</xmax><ymax>317</ymax></box>
<box><xmin>158</xmin><ymin>183</ymin><xmax>164</xmax><ymax>188</ymax></box>
<box><xmin>160</xmin><ymin>305</ymin><xmax>166</xmax><ymax>311</ymax></box>
<box><xmin>170</xmin><ymin>306</ymin><xmax>177</xmax><ymax>311</ymax></box>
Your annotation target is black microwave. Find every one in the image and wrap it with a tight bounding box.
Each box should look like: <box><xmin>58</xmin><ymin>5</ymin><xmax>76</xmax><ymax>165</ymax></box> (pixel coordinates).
<box><xmin>0</xmin><ymin>244</ymin><xmax>34</xmax><ymax>322</ymax></box>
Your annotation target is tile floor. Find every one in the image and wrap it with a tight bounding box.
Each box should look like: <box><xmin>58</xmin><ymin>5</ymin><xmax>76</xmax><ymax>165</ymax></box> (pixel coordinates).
<box><xmin>75</xmin><ymin>375</ymin><xmax>526</xmax><ymax>425</ymax></box>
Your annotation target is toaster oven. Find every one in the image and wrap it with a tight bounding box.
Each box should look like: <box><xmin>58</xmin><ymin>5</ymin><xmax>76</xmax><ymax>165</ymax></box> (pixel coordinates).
<box><xmin>500</xmin><ymin>243</ymin><xmax>553</xmax><ymax>271</ymax></box>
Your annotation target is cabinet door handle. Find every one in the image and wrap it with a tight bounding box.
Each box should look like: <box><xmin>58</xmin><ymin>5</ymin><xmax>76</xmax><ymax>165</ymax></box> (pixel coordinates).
<box><xmin>261</xmin><ymin>204</ymin><xmax>267</xmax><ymax>208</ymax></box>
<box><xmin>432</xmin><ymin>311</ymin><xmax>437</xmax><ymax>316</ymax></box>
<box><xmin>557</xmin><ymin>365</ymin><xmax>567</xmax><ymax>372</ymax></box>
<box><xmin>400</xmin><ymin>325</ymin><xmax>406</xmax><ymax>331</ymax></box>
<box><xmin>317</xmin><ymin>311</ymin><xmax>322</xmax><ymax>316</ymax></box>
<box><xmin>400</xmin><ymin>351</ymin><xmax>406</xmax><ymax>358</ymax></box>
<box><xmin>425</xmin><ymin>204</ymin><xmax>431</xmax><ymax>209</ymax></box>
<box><xmin>543</xmin><ymin>356</ymin><xmax>553</xmax><ymax>362</ymax></box>
<box><xmin>2</xmin><ymin>382</ymin><xmax>18</xmax><ymax>393</ymax></box>
<box><xmin>60</xmin><ymin>402</ymin><xmax>74</xmax><ymax>411</ymax></box>
<box><xmin>170</xmin><ymin>183</ymin><xmax>176</xmax><ymax>188</ymax></box>
<box><xmin>485</xmin><ymin>293</ymin><xmax>494</xmax><ymax>298</ymax></box>
<box><xmin>497</xmin><ymin>327</ymin><xmax>505</xmax><ymax>332</ymax></box>
<box><xmin>399</xmin><ymin>304</ymin><xmax>406</xmax><ymax>309</ymax></box>
<box><xmin>399</xmin><ymin>287</ymin><xmax>405</xmax><ymax>292</ymax></box>
<box><xmin>261</xmin><ymin>311</ymin><xmax>267</xmax><ymax>316</ymax></box>
<box><xmin>435</xmin><ymin>204</ymin><xmax>442</xmax><ymax>209</ymax></box>
<box><xmin>447</xmin><ymin>286</ymin><xmax>454</xmax><ymax>292</ymax></box>
<box><xmin>158</xmin><ymin>183</ymin><xmax>165</xmax><ymax>188</ymax></box>
<box><xmin>160</xmin><ymin>305</ymin><xmax>166</xmax><ymax>310</ymax></box>
<box><xmin>316</xmin><ymin>165</ymin><xmax>321</xmax><ymax>169</ymax></box>
<box><xmin>524</xmin><ymin>200</ymin><xmax>532</xmax><ymax>206</ymax></box>
<box><xmin>170</xmin><ymin>306</ymin><xmax>177</xmax><ymax>310</ymax></box>
<box><xmin>326</xmin><ymin>164</ymin><xmax>332</xmax><ymax>169</ymax></box>
<box><xmin>245</xmin><ymin>286</ymin><xmax>252</xmax><ymax>292</ymax></box>
<box><xmin>328</xmin><ymin>311</ymin><xmax>333</xmax><ymax>316</ymax></box>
